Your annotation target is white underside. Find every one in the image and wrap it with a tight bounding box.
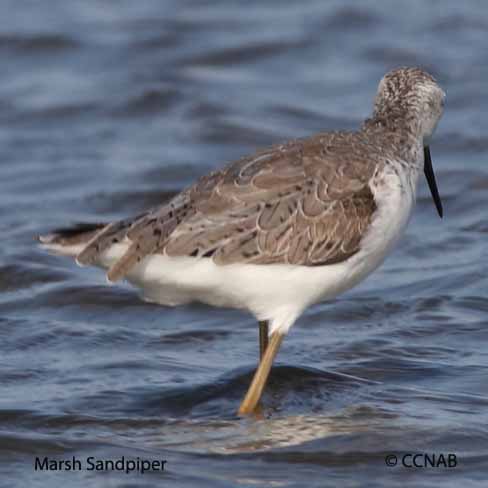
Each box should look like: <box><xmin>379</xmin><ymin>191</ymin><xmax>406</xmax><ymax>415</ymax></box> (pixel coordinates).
<box><xmin>42</xmin><ymin>166</ymin><xmax>418</xmax><ymax>336</ymax></box>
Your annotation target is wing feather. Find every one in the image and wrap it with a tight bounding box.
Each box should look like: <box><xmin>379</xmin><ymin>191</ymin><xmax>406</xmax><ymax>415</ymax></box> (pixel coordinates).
<box><xmin>78</xmin><ymin>133</ymin><xmax>380</xmax><ymax>282</ymax></box>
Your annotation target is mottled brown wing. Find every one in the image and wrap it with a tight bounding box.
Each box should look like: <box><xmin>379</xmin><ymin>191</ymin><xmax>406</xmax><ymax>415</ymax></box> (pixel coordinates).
<box><xmin>162</xmin><ymin>137</ymin><xmax>378</xmax><ymax>267</ymax></box>
<box><xmin>92</xmin><ymin>134</ymin><xmax>379</xmax><ymax>282</ymax></box>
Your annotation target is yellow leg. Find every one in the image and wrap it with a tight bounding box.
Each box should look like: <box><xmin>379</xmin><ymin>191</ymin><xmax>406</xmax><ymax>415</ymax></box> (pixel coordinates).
<box><xmin>238</xmin><ymin>330</ymin><xmax>284</xmax><ymax>415</ymax></box>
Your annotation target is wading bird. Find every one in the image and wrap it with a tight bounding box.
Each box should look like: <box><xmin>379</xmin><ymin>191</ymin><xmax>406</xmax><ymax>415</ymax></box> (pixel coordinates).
<box><xmin>39</xmin><ymin>67</ymin><xmax>445</xmax><ymax>415</ymax></box>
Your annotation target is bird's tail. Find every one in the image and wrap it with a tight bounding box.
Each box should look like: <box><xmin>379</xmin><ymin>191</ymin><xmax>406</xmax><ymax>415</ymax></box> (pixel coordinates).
<box><xmin>37</xmin><ymin>222</ymin><xmax>107</xmax><ymax>257</ymax></box>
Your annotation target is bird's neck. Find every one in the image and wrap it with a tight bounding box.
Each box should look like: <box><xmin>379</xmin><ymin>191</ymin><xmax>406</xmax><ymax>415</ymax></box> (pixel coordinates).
<box><xmin>361</xmin><ymin>108</ymin><xmax>423</xmax><ymax>165</ymax></box>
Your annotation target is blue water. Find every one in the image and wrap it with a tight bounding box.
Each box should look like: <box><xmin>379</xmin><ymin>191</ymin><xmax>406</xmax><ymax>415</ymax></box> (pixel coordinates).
<box><xmin>1</xmin><ymin>1</ymin><xmax>488</xmax><ymax>486</ymax></box>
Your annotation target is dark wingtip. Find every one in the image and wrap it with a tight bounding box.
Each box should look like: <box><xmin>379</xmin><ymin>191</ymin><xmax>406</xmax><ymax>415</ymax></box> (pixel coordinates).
<box><xmin>52</xmin><ymin>222</ymin><xmax>106</xmax><ymax>238</ymax></box>
<box><xmin>37</xmin><ymin>222</ymin><xmax>108</xmax><ymax>251</ymax></box>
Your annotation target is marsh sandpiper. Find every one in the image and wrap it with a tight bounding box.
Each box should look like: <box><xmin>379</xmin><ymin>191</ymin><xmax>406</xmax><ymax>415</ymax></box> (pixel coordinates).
<box><xmin>39</xmin><ymin>67</ymin><xmax>445</xmax><ymax>415</ymax></box>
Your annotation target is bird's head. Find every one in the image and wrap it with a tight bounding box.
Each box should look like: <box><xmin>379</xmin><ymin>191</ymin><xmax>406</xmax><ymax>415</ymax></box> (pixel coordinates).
<box><xmin>374</xmin><ymin>67</ymin><xmax>445</xmax><ymax>218</ymax></box>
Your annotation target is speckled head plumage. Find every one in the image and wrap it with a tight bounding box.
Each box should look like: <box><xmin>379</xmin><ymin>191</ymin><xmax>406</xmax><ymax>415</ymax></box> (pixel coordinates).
<box><xmin>373</xmin><ymin>67</ymin><xmax>446</xmax><ymax>144</ymax></box>
<box><xmin>370</xmin><ymin>67</ymin><xmax>445</xmax><ymax>217</ymax></box>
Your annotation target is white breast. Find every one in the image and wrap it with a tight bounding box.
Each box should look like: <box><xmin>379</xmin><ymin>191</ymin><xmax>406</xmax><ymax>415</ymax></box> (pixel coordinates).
<box><xmin>342</xmin><ymin>164</ymin><xmax>418</xmax><ymax>291</ymax></box>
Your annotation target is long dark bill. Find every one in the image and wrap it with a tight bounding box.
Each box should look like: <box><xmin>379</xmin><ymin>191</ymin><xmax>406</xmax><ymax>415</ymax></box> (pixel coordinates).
<box><xmin>424</xmin><ymin>146</ymin><xmax>443</xmax><ymax>218</ymax></box>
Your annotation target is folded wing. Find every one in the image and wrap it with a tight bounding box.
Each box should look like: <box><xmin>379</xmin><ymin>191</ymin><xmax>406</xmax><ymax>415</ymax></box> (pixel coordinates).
<box><xmin>77</xmin><ymin>134</ymin><xmax>379</xmax><ymax>281</ymax></box>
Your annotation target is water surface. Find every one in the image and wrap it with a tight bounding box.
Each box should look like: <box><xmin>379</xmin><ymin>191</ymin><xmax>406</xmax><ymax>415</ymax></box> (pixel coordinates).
<box><xmin>1</xmin><ymin>1</ymin><xmax>488</xmax><ymax>486</ymax></box>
